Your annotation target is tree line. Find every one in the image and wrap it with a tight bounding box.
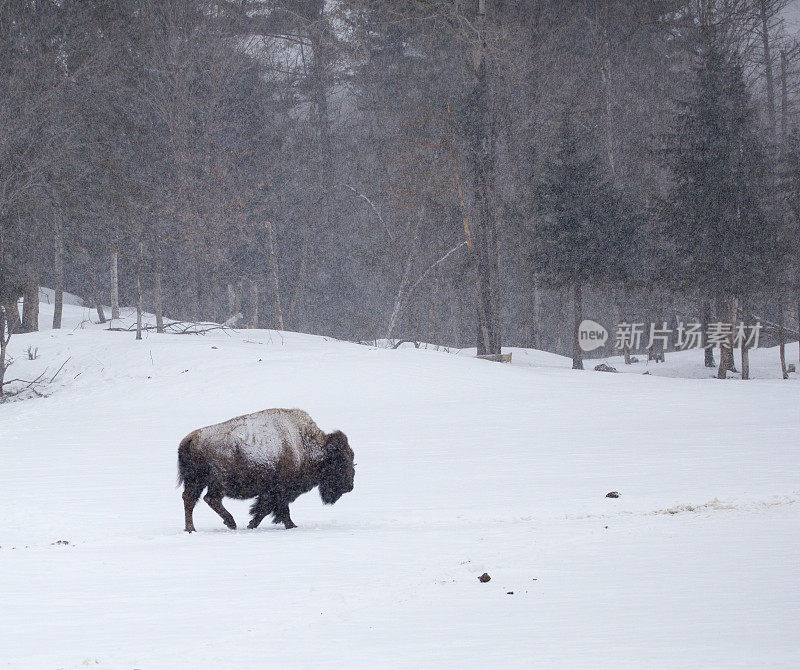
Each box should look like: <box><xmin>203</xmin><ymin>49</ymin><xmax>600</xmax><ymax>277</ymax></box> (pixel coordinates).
<box><xmin>1</xmin><ymin>0</ymin><xmax>798</xmax><ymax>378</ymax></box>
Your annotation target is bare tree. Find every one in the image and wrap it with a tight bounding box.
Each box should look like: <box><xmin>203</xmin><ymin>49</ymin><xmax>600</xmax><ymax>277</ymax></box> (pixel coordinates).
<box><xmin>110</xmin><ymin>249</ymin><xmax>120</xmax><ymax>320</ymax></box>
<box><xmin>0</xmin><ymin>306</ymin><xmax>10</xmax><ymax>396</ymax></box>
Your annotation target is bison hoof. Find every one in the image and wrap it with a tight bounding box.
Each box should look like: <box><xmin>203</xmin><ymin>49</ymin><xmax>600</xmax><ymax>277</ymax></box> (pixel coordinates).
<box><xmin>284</xmin><ymin>520</ymin><xmax>297</xmax><ymax>529</ymax></box>
<box><xmin>185</xmin><ymin>528</ymin><xmax>195</xmax><ymax>533</ymax></box>
<box><xmin>225</xmin><ymin>521</ymin><xmax>237</xmax><ymax>530</ymax></box>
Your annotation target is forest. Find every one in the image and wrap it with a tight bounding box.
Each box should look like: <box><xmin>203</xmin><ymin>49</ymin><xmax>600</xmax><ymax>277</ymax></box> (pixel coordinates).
<box><xmin>1</xmin><ymin>0</ymin><xmax>798</xmax><ymax>376</ymax></box>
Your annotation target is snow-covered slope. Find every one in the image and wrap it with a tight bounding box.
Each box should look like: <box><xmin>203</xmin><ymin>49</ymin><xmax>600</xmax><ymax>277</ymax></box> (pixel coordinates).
<box><xmin>1</xmin><ymin>299</ymin><xmax>799</xmax><ymax>668</ymax></box>
<box><xmin>392</xmin><ymin>339</ymin><xmax>799</xmax><ymax>380</ymax></box>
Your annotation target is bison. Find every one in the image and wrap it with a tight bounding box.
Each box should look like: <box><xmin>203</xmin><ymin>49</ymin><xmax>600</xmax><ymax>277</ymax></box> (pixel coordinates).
<box><xmin>177</xmin><ymin>408</ymin><xmax>355</xmax><ymax>532</ymax></box>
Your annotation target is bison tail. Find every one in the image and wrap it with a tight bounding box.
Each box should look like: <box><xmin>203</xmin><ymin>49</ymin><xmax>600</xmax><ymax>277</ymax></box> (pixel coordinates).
<box><xmin>177</xmin><ymin>431</ymin><xmax>199</xmax><ymax>488</ymax></box>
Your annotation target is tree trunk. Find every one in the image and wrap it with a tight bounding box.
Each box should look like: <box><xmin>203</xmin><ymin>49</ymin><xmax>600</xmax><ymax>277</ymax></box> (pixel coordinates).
<box><xmin>469</xmin><ymin>0</ymin><xmax>501</xmax><ymax>356</ymax></box>
<box><xmin>0</xmin><ymin>307</ymin><xmax>9</xmax><ymax>396</ymax></box>
<box><xmin>21</xmin><ymin>272</ymin><xmax>39</xmax><ymax>333</ymax></box>
<box><xmin>428</xmin><ymin>272</ymin><xmax>438</xmax><ymax>347</ymax></box>
<box><xmin>94</xmin><ymin>294</ymin><xmax>106</xmax><ymax>324</ymax></box>
<box><xmin>572</xmin><ymin>282</ymin><xmax>584</xmax><ymax>370</ymax></box>
<box><xmin>717</xmin><ymin>296</ymin><xmax>737</xmax><ymax>379</ymax></box>
<box><xmin>729</xmin><ymin>298</ymin><xmax>739</xmax><ymax>373</ymax></box>
<box><xmin>716</xmin><ymin>296</ymin><xmax>728</xmax><ymax>378</ymax></box>
<box><xmin>614</xmin><ymin>287</ymin><xmax>630</xmax><ymax>364</ymax></box>
<box><xmin>701</xmin><ymin>299</ymin><xmax>715</xmax><ymax>367</ymax></box>
<box><xmin>473</xmin><ymin>259</ymin><xmax>492</xmax><ymax>355</ymax></box>
<box><xmin>3</xmin><ymin>296</ymin><xmax>21</xmax><ymax>334</ymax></box>
<box><xmin>227</xmin><ymin>283</ymin><xmax>237</xmax><ymax>321</ymax></box>
<box><xmin>386</xmin><ymin>254</ymin><xmax>413</xmax><ymax>341</ymax></box>
<box><xmin>532</xmin><ymin>275</ymin><xmax>542</xmax><ymax>350</ymax></box>
<box><xmin>781</xmin><ymin>51</ymin><xmax>798</xmax><ymax>370</ymax></box>
<box><xmin>593</xmin><ymin>1</ymin><xmax>617</xmax><ymax>181</ymax></box>
<box><xmin>266</xmin><ymin>220</ymin><xmax>283</xmax><ymax>330</ymax></box>
<box><xmin>740</xmin><ymin>299</ymin><xmax>750</xmax><ymax>380</ymax></box>
<box><xmin>406</xmin><ymin>295</ymin><xmax>417</xmax><ymax>342</ymax></box>
<box><xmin>154</xmin><ymin>254</ymin><xmax>164</xmax><ymax>334</ymax></box>
<box><xmin>781</xmin><ymin>50</ymin><xmax>789</xmax><ymax>142</ymax></box>
<box><xmin>741</xmin><ymin>340</ymin><xmax>750</xmax><ymax>380</ymax></box>
<box><xmin>249</xmin><ymin>280</ymin><xmax>259</xmax><ymax>329</ymax></box>
<box><xmin>455</xmin><ymin>173</ymin><xmax>491</xmax><ymax>354</ymax></box>
<box><xmin>759</xmin><ymin>0</ymin><xmax>777</xmax><ymax>142</ymax></box>
<box><xmin>287</xmin><ymin>240</ymin><xmax>308</xmax><ymax>329</ymax></box>
<box><xmin>136</xmin><ymin>242</ymin><xmax>143</xmax><ymax>341</ymax></box>
<box><xmin>110</xmin><ymin>249</ymin><xmax>120</xmax><ymax>320</ymax></box>
<box><xmin>53</xmin><ymin>218</ymin><xmax>64</xmax><ymax>330</ymax></box>
<box><xmin>778</xmin><ymin>298</ymin><xmax>788</xmax><ymax>379</ymax></box>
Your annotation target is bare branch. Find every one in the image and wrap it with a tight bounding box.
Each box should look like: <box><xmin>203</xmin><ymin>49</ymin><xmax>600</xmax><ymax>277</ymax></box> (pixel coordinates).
<box><xmin>346</xmin><ymin>185</ymin><xmax>393</xmax><ymax>241</ymax></box>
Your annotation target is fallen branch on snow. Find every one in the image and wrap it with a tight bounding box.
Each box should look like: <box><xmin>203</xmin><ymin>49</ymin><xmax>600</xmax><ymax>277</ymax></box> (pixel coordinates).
<box><xmin>107</xmin><ymin>321</ymin><xmax>239</xmax><ymax>336</ymax></box>
<box><xmin>0</xmin><ymin>356</ymin><xmax>72</xmax><ymax>398</ymax></box>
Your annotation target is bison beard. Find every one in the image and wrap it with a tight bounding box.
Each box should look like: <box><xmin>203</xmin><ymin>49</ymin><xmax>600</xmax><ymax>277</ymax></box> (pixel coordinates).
<box><xmin>177</xmin><ymin>409</ymin><xmax>355</xmax><ymax>532</ymax></box>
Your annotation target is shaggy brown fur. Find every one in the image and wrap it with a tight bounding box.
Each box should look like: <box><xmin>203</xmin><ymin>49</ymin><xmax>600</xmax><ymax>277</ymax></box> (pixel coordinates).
<box><xmin>177</xmin><ymin>408</ymin><xmax>355</xmax><ymax>532</ymax></box>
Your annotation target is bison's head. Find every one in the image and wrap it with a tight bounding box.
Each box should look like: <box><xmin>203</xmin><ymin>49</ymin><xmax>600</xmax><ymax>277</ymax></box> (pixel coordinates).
<box><xmin>319</xmin><ymin>430</ymin><xmax>355</xmax><ymax>504</ymax></box>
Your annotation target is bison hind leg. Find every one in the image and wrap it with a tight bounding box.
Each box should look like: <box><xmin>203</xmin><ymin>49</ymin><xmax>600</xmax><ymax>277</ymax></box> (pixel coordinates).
<box><xmin>182</xmin><ymin>483</ymin><xmax>205</xmax><ymax>533</ymax></box>
<box><xmin>203</xmin><ymin>489</ymin><xmax>237</xmax><ymax>530</ymax></box>
<box><xmin>247</xmin><ymin>495</ymin><xmax>274</xmax><ymax>529</ymax></box>
<box><xmin>272</xmin><ymin>503</ymin><xmax>297</xmax><ymax>529</ymax></box>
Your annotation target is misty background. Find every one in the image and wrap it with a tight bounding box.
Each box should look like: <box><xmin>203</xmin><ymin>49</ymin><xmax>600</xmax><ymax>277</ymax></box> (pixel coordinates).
<box><xmin>1</xmin><ymin>0</ymin><xmax>799</xmax><ymax>371</ymax></box>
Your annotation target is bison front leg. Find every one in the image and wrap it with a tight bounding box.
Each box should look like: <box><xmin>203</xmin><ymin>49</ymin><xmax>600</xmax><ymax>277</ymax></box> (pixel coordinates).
<box><xmin>204</xmin><ymin>490</ymin><xmax>237</xmax><ymax>529</ymax></box>
<box><xmin>272</xmin><ymin>503</ymin><xmax>297</xmax><ymax>529</ymax></box>
<box><xmin>247</xmin><ymin>495</ymin><xmax>273</xmax><ymax>529</ymax></box>
<box><xmin>182</xmin><ymin>484</ymin><xmax>204</xmax><ymax>533</ymax></box>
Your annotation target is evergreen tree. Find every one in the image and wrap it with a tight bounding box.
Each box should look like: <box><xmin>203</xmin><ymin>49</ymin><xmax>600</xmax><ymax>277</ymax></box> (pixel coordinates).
<box><xmin>663</xmin><ymin>37</ymin><xmax>782</xmax><ymax>377</ymax></box>
<box><xmin>533</xmin><ymin>116</ymin><xmax>632</xmax><ymax>369</ymax></box>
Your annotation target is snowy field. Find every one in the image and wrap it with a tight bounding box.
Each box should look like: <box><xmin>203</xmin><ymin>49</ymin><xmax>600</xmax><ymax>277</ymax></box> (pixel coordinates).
<box><xmin>1</xmin><ymin>295</ymin><xmax>799</xmax><ymax>669</ymax></box>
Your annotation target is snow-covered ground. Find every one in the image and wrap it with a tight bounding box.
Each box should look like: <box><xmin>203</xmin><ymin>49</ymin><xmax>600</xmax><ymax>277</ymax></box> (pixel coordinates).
<box><xmin>1</xmin><ymin>297</ymin><xmax>799</xmax><ymax>668</ymax></box>
<box><xmin>392</xmin><ymin>338</ymin><xmax>799</xmax><ymax>380</ymax></box>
